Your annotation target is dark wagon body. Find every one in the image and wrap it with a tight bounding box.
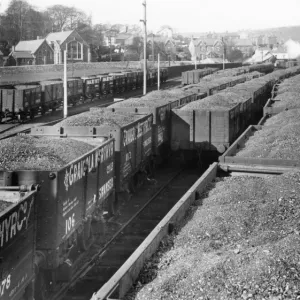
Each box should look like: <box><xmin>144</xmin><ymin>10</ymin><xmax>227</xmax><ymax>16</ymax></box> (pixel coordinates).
<box><xmin>1</xmin><ymin>136</ymin><xmax>115</xmax><ymax>293</ymax></box>
<box><xmin>81</xmin><ymin>76</ymin><xmax>101</xmax><ymax>99</ymax></box>
<box><xmin>0</xmin><ymin>85</ymin><xmax>42</xmax><ymax>120</ymax></box>
<box><xmin>39</xmin><ymin>80</ymin><xmax>63</xmax><ymax>112</ymax></box>
<box><xmin>0</xmin><ymin>187</ymin><xmax>37</xmax><ymax>300</ymax></box>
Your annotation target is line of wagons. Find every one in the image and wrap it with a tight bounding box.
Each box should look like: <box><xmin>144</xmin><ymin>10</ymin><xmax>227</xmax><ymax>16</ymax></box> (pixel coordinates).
<box><xmin>0</xmin><ymin>68</ymin><xmax>169</xmax><ymax>122</ymax></box>
<box><xmin>1</xmin><ymin>63</ymin><xmax>300</xmax><ymax>300</ymax></box>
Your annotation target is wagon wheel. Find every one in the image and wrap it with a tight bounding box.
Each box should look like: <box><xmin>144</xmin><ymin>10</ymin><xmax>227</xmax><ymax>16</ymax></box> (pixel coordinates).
<box><xmin>78</xmin><ymin>218</ymin><xmax>94</xmax><ymax>251</ymax></box>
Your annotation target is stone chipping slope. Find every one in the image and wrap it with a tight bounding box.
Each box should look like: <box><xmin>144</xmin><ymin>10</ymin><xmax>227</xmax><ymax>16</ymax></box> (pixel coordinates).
<box><xmin>235</xmin><ymin>122</ymin><xmax>300</xmax><ymax>160</ymax></box>
<box><xmin>125</xmin><ymin>172</ymin><xmax>300</xmax><ymax>300</ymax></box>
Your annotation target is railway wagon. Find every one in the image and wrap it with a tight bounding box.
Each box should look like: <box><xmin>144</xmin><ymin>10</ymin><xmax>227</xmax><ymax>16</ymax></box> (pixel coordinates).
<box><xmin>0</xmin><ymin>185</ymin><xmax>38</xmax><ymax>300</ymax></box>
<box><xmin>159</xmin><ymin>68</ymin><xmax>168</xmax><ymax>83</ymax></box>
<box><xmin>81</xmin><ymin>76</ymin><xmax>101</xmax><ymax>100</ymax></box>
<box><xmin>96</xmin><ymin>74</ymin><xmax>113</xmax><ymax>96</ymax></box>
<box><xmin>181</xmin><ymin>68</ymin><xmax>218</xmax><ymax>85</ymax></box>
<box><xmin>108</xmin><ymin>90</ymin><xmax>199</xmax><ymax>165</ymax></box>
<box><xmin>171</xmin><ymin>75</ymin><xmax>274</xmax><ymax>156</ymax></box>
<box><xmin>0</xmin><ymin>84</ymin><xmax>42</xmax><ymax>121</ymax></box>
<box><xmin>66</xmin><ymin>77</ymin><xmax>84</xmax><ymax>105</ymax></box>
<box><xmin>121</xmin><ymin>71</ymin><xmax>136</xmax><ymax>90</ymax></box>
<box><xmin>43</xmin><ymin>109</ymin><xmax>154</xmax><ymax>199</ymax></box>
<box><xmin>39</xmin><ymin>80</ymin><xmax>63</xmax><ymax>113</ymax></box>
<box><xmin>0</xmin><ymin>135</ymin><xmax>115</xmax><ymax>299</ymax></box>
<box><xmin>108</xmin><ymin>73</ymin><xmax>126</xmax><ymax>94</ymax></box>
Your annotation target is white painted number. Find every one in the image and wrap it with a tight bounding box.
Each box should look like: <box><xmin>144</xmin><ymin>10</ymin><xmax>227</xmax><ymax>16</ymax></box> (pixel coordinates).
<box><xmin>65</xmin><ymin>213</ymin><xmax>75</xmax><ymax>235</ymax></box>
<box><xmin>0</xmin><ymin>274</ymin><xmax>11</xmax><ymax>297</ymax></box>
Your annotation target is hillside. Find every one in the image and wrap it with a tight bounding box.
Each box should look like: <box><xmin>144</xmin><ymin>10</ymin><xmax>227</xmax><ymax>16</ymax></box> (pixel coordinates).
<box><xmin>181</xmin><ymin>25</ymin><xmax>300</xmax><ymax>42</ymax></box>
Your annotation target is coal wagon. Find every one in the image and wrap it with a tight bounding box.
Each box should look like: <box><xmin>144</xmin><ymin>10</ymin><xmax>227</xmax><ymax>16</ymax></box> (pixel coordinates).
<box><xmin>0</xmin><ymin>185</ymin><xmax>38</xmax><ymax>300</ymax></box>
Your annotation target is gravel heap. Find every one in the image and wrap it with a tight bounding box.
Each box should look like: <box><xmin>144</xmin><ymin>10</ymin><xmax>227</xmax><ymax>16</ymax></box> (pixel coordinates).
<box><xmin>109</xmin><ymin>97</ymin><xmax>174</xmax><ymax>108</ymax></box>
<box><xmin>56</xmin><ymin>109</ymin><xmax>140</xmax><ymax>127</ymax></box>
<box><xmin>125</xmin><ymin>171</ymin><xmax>300</xmax><ymax>300</ymax></box>
<box><xmin>0</xmin><ymin>136</ymin><xmax>95</xmax><ymax>171</ymax></box>
<box><xmin>235</xmin><ymin>122</ymin><xmax>300</xmax><ymax>159</ymax></box>
<box><xmin>264</xmin><ymin>109</ymin><xmax>300</xmax><ymax>127</ymax></box>
<box><xmin>273</xmin><ymin>92</ymin><xmax>300</xmax><ymax>109</ymax></box>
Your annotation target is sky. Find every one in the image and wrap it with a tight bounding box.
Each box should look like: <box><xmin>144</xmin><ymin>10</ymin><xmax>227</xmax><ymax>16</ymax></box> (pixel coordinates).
<box><xmin>0</xmin><ymin>0</ymin><xmax>300</xmax><ymax>34</ymax></box>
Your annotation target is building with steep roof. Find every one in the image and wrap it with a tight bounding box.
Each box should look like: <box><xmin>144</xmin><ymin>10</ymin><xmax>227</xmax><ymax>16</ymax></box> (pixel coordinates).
<box><xmin>46</xmin><ymin>29</ymin><xmax>91</xmax><ymax>64</ymax></box>
<box><xmin>191</xmin><ymin>38</ymin><xmax>225</xmax><ymax>60</ymax></box>
<box><xmin>9</xmin><ymin>38</ymin><xmax>54</xmax><ymax>65</ymax></box>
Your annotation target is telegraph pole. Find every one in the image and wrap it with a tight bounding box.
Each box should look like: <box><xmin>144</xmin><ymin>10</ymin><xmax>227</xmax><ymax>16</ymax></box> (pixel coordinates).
<box><xmin>63</xmin><ymin>47</ymin><xmax>68</xmax><ymax>118</ymax></box>
<box><xmin>140</xmin><ymin>0</ymin><xmax>147</xmax><ymax>95</ymax></box>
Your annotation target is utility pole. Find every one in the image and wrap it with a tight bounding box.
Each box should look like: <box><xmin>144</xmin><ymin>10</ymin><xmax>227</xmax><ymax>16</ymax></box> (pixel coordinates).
<box><xmin>63</xmin><ymin>46</ymin><xmax>68</xmax><ymax>118</ymax></box>
<box><xmin>140</xmin><ymin>0</ymin><xmax>147</xmax><ymax>95</ymax></box>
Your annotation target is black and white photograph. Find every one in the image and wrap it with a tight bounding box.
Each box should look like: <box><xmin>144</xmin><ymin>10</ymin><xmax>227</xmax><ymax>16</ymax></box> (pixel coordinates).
<box><xmin>0</xmin><ymin>0</ymin><xmax>300</xmax><ymax>299</ymax></box>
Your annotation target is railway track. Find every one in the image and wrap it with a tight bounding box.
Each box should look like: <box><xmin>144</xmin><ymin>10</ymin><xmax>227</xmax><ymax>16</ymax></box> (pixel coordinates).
<box><xmin>41</xmin><ymin>166</ymin><xmax>200</xmax><ymax>300</ymax></box>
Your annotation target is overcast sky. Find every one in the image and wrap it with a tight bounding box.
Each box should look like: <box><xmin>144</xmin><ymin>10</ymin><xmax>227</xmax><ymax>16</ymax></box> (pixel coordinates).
<box><xmin>0</xmin><ymin>0</ymin><xmax>300</xmax><ymax>33</ymax></box>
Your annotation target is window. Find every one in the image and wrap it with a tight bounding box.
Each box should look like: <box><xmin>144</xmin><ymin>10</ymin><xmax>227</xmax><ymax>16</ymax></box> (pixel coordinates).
<box><xmin>67</xmin><ymin>41</ymin><xmax>83</xmax><ymax>60</ymax></box>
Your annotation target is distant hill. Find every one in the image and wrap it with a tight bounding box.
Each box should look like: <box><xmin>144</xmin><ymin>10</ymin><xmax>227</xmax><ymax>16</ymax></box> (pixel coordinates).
<box><xmin>181</xmin><ymin>25</ymin><xmax>300</xmax><ymax>42</ymax></box>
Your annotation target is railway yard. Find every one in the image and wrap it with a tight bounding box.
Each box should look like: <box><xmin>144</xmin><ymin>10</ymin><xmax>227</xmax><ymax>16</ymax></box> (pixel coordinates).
<box><xmin>1</xmin><ymin>62</ymin><xmax>300</xmax><ymax>300</ymax></box>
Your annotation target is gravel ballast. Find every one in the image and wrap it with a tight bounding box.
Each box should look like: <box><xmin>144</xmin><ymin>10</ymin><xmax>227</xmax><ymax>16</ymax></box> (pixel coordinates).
<box><xmin>0</xmin><ymin>136</ymin><xmax>95</xmax><ymax>171</ymax></box>
<box><xmin>125</xmin><ymin>171</ymin><xmax>300</xmax><ymax>300</ymax></box>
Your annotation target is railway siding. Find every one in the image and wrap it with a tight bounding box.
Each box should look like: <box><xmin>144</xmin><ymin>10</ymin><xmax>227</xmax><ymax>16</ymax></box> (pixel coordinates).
<box><xmin>91</xmin><ymin>163</ymin><xmax>218</xmax><ymax>300</ymax></box>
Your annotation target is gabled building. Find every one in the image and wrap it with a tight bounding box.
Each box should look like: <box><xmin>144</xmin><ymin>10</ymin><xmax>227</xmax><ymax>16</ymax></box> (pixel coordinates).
<box><xmin>192</xmin><ymin>38</ymin><xmax>225</xmax><ymax>60</ymax></box>
<box><xmin>9</xmin><ymin>38</ymin><xmax>54</xmax><ymax>66</ymax></box>
<box><xmin>46</xmin><ymin>30</ymin><xmax>91</xmax><ymax>64</ymax></box>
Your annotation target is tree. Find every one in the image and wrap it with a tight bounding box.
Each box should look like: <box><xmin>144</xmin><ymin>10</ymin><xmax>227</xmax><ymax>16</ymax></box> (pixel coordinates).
<box><xmin>4</xmin><ymin>0</ymin><xmax>31</xmax><ymax>41</ymax></box>
<box><xmin>227</xmin><ymin>49</ymin><xmax>244</xmax><ymax>61</ymax></box>
<box><xmin>46</xmin><ymin>5</ymin><xmax>89</xmax><ymax>32</ymax></box>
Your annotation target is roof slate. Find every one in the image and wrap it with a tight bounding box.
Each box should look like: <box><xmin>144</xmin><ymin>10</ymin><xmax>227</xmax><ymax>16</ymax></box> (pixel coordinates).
<box><xmin>15</xmin><ymin>39</ymin><xmax>45</xmax><ymax>53</ymax></box>
<box><xmin>46</xmin><ymin>30</ymin><xmax>73</xmax><ymax>44</ymax></box>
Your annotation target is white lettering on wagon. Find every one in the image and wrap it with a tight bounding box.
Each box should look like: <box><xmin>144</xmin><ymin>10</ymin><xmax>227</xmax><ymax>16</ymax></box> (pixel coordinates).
<box><xmin>99</xmin><ymin>178</ymin><xmax>114</xmax><ymax>201</ymax></box>
<box><xmin>0</xmin><ymin>198</ymin><xmax>34</xmax><ymax>249</ymax></box>
<box><xmin>64</xmin><ymin>143</ymin><xmax>114</xmax><ymax>191</ymax></box>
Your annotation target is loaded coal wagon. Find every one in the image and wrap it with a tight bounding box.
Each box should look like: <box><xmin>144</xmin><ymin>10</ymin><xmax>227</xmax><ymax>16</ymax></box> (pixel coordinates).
<box><xmin>108</xmin><ymin>89</ymin><xmax>198</xmax><ymax>165</ymax></box>
<box><xmin>0</xmin><ymin>185</ymin><xmax>38</xmax><ymax>300</ymax></box>
<box><xmin>40</xmin><ymin>108</ymin><xmax>153</xmax><ymax>201</ymax></box>
<box><xmin>0</xmin><ymin>134</ymin><xmax>115</xmax><ymax>299</ymax></box>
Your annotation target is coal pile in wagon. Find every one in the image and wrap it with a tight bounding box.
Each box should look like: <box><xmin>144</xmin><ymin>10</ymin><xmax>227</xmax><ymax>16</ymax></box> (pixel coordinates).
<box><xmin>56</xmin><ymin>109</ymin><xmax>140</xmax><ymax>127</ymax></box>
<box><xmin>180</xmin><ymin>93</ymin><xmax>239</xmax><ymax>111</ymax></box>
<box><xmin>126</xmin><ymin>171</ymin><xmax>300</xmax><ymax>300</ymax></box>
<box><xmin>235</xmin><ymin>123</ymin><xmax>300</xmax><ymax>160</ymax></box>
<box><xmin>0</xmin><ymin>136</ymin><xmax>95</xmax><ymax>171</ymax></box>
<box><xmin>0</xmin><ymin>200</ymin><xmax>13</xmax><ymax>211</ymax></box>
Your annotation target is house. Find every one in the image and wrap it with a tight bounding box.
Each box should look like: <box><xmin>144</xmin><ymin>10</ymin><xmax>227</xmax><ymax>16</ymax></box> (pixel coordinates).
<box><xmin>46</xmin><ymin>30</ymin><xmax>91</xmax><ymax>64</ymax></box>
<box><xmin>191</xmin><ymin>38</ymin><xmax>225</xmax><ymax>60</ymax></box>
<box><xmin>9</xmin><ymin>38</ymin><xmax>54</xmax><ymax>66</ymax></box>
<box><xmin>272</xmin><ymin>46</ymin><xmax>289</xmax><ymax>60</ymax></box>
<box><xmin>104</xmin><ymin>32</ymin><xmax>132</xmax><ymax>47</ymax></box>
